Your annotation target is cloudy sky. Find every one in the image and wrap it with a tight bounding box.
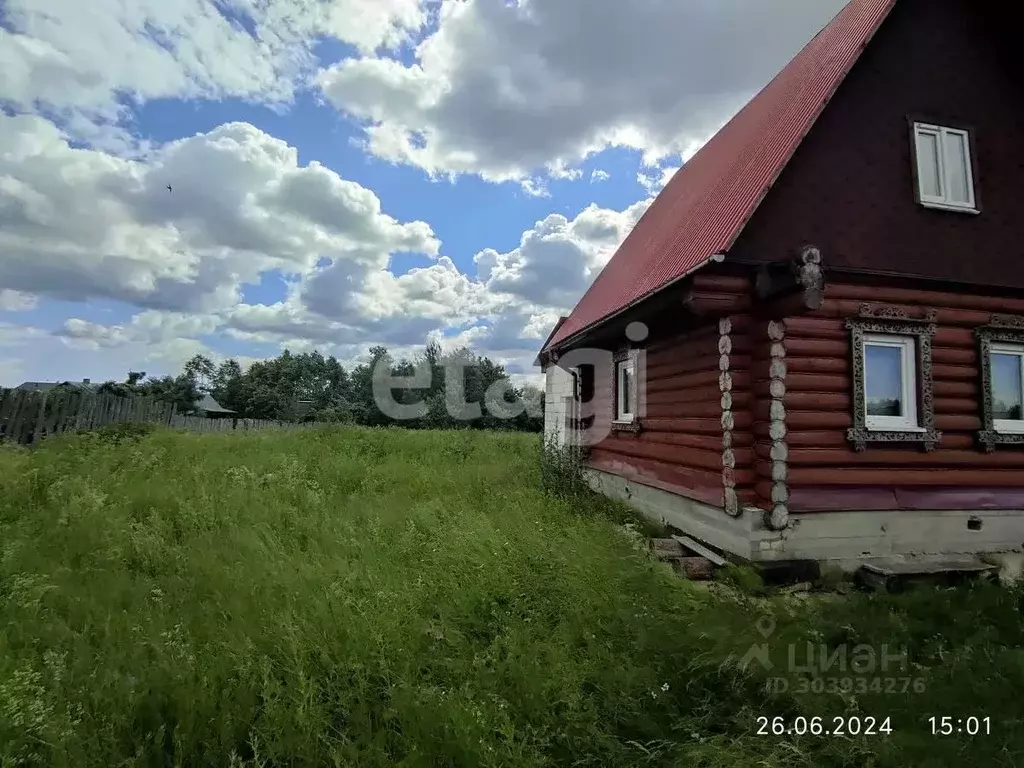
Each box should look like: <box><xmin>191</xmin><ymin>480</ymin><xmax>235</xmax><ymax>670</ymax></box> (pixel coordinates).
<box><xmin>0</xmin><ymin>0</ymin><xmax>846</xmax><ymax>387</ymax></box>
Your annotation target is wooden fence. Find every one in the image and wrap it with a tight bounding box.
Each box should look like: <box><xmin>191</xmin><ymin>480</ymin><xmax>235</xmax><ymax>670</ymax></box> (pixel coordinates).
<box><xmin>0</xmin><ymin>388</ymin><xmax>320</xmax><ymax>445</ymax></box>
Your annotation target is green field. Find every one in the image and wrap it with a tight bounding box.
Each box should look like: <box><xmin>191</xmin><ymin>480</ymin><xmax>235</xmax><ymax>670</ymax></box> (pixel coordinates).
<box><xmin>1</xmin><ymin>427</ymin><xmax>1022</xmax><ymax>766</ymax></box>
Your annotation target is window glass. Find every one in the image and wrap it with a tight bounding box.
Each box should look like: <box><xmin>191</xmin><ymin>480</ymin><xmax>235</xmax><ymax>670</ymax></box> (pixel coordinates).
<box><xmin>865</xmin><ymin>344</ymin><xmax>903</xmax><ymax>417</ymax></box>
<box><xmin>944</xmin><ymin>131</ymin><xmax>971</xmax><ymax>205</ymax></box>
<box><xmin>991</xmin><ymin>352</ymin><xmax>1023</xmax><ymax>421</ymax></box>
<box><xmin>618</xmin><ymin>364</ymin><xmax>634</xmax><ymax>415</ymax></box>
<box><xmin>915</xmin><ymin>130</ymin><xmax>942</xmax><ymax>199</ymax></box>
<box><xmin>616</xmin><ymin>359</ymin><xmax>636</xmax><ymax>420</ymax></box>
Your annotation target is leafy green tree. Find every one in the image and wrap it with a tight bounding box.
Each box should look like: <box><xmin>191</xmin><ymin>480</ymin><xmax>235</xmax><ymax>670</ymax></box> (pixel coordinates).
<box><xmin>99</xmin><ymin>340</ymin><xmax>542</xmax><ymax>432</ymax></box>
<box><xmin>183</xmin><ymin>354</ymin><xmax>217</xmax><ymax>393</ymax></box>
<box><xmin>211</xmin><ymin>359</ymin><xmax>245</xmax><ymax>412</ymax></box>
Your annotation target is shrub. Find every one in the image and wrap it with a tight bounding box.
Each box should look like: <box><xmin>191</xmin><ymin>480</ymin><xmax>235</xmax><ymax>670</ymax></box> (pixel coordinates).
<box><xmin>539</xmin><ymin>434</ymin><xmax>589</xmax><ymax>502</ymax></box>
<box><xmin>86</xmin><ymin>421</ymin><xmax>157</xmax><ymax>444</ymax></box>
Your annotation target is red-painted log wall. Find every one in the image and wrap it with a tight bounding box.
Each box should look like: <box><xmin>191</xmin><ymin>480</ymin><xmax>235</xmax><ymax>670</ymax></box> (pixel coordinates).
<box><xmin>783</xmin><ymin>282</ymin><xmax>1024</xmax><ymax>512</ymax></box>
<box><xmin>586</xmin><ymin>273</ymin><xmax>752</xmax><ymax>509</ymax></box>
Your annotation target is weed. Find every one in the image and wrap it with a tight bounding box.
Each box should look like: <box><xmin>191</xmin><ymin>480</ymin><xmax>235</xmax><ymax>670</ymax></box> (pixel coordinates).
<box><xmin>0</xmin><ymin>427</ymin><xmax>1021</xmax><ymax>766</ymax></box>
<box><xmin>715</xmin><ymin>564</ymin><xmax>767</xmax><ymax>596</ymax></box>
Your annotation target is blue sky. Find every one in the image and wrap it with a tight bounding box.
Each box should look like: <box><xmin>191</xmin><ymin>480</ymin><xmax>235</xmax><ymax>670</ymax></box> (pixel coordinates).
<box><xmin>0</xmin><ymin>0</ymin><xmax>846</xmax><ymax>388</ymax></box>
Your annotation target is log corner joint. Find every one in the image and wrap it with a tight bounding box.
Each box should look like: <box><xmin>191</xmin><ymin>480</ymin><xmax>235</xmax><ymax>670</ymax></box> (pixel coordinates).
<box><xmin>791</xmin><ymin>244</ymin><xmax>825</xmax><ymax>310</ymax></box>
<box><xmin>754</xmin><ymin>243</ymin><xmax>826</xmax><ymax>312</ymax></box>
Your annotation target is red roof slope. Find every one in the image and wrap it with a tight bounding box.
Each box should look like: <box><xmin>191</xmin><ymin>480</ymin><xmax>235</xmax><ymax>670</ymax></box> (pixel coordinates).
<box><xmin>544</xmin><ymin>0</ymin><xmax>898</xmax><ymax>353</ymax></box>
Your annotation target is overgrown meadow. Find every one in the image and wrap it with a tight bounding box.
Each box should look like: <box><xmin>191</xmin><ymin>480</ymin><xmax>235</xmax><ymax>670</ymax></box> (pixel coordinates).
<box><xmin>1</xmin><ymin>427</ymin><xmax>1022</xmax><ymax>766</ymax></box>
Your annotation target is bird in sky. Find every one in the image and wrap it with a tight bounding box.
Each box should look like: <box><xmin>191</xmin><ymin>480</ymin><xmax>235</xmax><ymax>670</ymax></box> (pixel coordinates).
<box><xmin>166</xmin><ymin>184</ymin><xmax>173</xmax><ymax>193</ymax></box>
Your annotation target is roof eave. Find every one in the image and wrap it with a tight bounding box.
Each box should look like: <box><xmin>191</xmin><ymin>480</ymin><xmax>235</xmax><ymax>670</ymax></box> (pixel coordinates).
<box><xmin>543</xmin><ymin>259</ymin><xmax>713</xmax><ymax>355</ymax></box>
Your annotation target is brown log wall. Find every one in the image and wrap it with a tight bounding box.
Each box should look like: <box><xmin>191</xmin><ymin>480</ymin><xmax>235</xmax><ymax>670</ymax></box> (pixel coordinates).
<box><xmin>585</xmin><ymin>276</ymin><xmax>753</xmax><ymax>509</ymax></box>
<box><xmin>783</xmin><ymin>281</ymin><xmax>1024</xmax><ymax>512</ymax></box>
<box><xmin>589</xmin><ymin>323</ymin><xmax>727</xmax><ymax>507</ymax></box>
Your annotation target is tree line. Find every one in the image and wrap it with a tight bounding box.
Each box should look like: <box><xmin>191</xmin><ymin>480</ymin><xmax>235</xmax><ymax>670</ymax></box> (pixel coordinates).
<box><xmin>75</xmin><ymin>344</ymin><xmax>544</xmax><ymax>432</ymax></box>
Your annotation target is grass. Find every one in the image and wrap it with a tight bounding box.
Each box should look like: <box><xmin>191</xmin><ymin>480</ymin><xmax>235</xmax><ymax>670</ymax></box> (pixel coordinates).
<box><xmin>0</xmin><ymin>426</ymin><xmax>1022</xmax><ymax>767</ymax></box>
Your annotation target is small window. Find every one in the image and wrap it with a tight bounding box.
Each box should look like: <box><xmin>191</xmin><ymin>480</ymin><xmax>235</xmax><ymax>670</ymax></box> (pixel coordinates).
<box><xmin>568</xmin><ymin>367</ymin><xmax>581</xmax><ymax>401</ymax></box>
<box><xmin>578</xmin><ymin>363</ymin><xmax>595</xmax><ymax>403</ymax></box>
<box><xmin>989</xmin><ymin>343</ymin><xmax>1024</xmax><ymax>434</ymax></box>
<box><xmin>615</xmin><ymin>356</ymin><xmax>636</xmax><ymax>423</ymax></box>
<box><xmin>912</xmin><ymin>122</ymin><xmax>977</xmax><ymax>213</ymax></box>
<box><xmin>863</xmin><ymin>334</ymin><xmax>920</xmax><ymax>431</ymax></box>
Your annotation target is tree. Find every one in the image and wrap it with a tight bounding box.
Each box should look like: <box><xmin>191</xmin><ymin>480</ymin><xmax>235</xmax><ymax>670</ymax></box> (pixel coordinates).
<box><xmin>139</xmin><ymin>375</ymin><xmax>201</xmax><ymax>414</ymax></box>
<box><xmin>212</xmin><ymin>359</ymin><xmax>245</xmax><ymax>412</ymax></box>
<box><xmin>183</xmin><ymin>354</ymin><xmax>217</xmax><ymax>393</ymax></box>
<box><xmin>99</xmin><ymin>341</ymin><xmax>542</xmax><ymax>432</ymax></box>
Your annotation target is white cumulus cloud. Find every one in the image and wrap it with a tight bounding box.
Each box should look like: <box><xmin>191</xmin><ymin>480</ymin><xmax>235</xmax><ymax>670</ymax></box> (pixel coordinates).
<box><xmin>317</xmin><ymin>0</ymin><xmax>847</xmax><ymax>184</ymax></box>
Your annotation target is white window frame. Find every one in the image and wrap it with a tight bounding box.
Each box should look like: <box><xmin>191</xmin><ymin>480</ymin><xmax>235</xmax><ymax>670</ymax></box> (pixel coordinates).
<box><xmin>912</xmin><ymin>122</ymin><xmax>978</xmax><ymax>214</ymax></box>
<box><xmin>614</xmin><ymin>354</ymin><xmax>637</xmax><ymax>423</ymax></box>
<box><xmin>862</xmin><ymin>333</ymin><xmax>922</xmax><ymax>432</ymax></box>
<box><xmin>989</xmin><ymin>342</ymin><xmax>1024</xmax><ymax>435</ymax></box>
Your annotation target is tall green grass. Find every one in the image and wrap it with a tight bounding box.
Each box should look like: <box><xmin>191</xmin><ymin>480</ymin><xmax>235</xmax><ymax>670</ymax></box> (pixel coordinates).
<box><xmin>1</xmin><ymin>427</ymin><xmax>1022</xmax><ymax>767</ymax></box>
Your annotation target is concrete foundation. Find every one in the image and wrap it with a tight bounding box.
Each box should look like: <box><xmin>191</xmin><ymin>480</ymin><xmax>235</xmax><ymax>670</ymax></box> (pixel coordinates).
<box><xmin>587</xmin><ymin>468</ymin><xmax>1024</xmax><ymax>573</ymax></box>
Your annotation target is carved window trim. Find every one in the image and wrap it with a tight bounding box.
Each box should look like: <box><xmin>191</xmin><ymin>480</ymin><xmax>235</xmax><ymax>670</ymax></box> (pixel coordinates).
<box><xmin>846</xmin><ymin>316</ymin><xmax>940</xmax><ymax>451</ymax></box>
<box><xmin>977</xmin><ymin>321</ymin><xmax>1024</xmax><ymax>452</ymax></box>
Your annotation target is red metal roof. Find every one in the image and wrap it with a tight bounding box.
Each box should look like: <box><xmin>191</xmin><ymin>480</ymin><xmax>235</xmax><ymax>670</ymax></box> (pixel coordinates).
<box><xmin>544</xmin><ymin>0</ymin><xmax>898</xmax><ymax>353</ymax></box>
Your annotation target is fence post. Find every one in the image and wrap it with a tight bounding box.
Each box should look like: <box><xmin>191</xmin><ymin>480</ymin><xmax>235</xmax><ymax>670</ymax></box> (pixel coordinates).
<box><xmin>13</xmin><ymin>392</ymin><xmax>33</xmax><ymax>444</ymax></box>
<box><xmin>4</xmin><ymin>391</ymin><xmax>26</xmax><ymax>443</ymax></box>
<box><xmin>30</xmin><ymin>392</ymin><xmax>47</xmax><ymax>444</ymax></box>
<box><xmin>0</xmin><ymin>389</ymin><xmax>13</xmax><ymax>441</ymax></box>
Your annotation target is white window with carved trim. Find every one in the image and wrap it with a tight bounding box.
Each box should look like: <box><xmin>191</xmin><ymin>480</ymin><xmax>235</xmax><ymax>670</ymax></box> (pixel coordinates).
<box><xmin>989</xmin><ymin>342</ymin><xmax>1024</xmax><ymax>435</ymax></box>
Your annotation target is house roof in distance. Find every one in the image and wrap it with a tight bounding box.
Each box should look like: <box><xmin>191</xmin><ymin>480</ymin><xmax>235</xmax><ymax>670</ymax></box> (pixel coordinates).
<box><xmin>543</xmin><ymin>0</ymin><xmax>898</xmax><ymax>353</ymax></box>
<box><xmin>197</xmin><ymin>393</ymin><xmax>235</xmax><ymax>413</ymax></box>
<box><xmin>15</xmin><ymin>379</ymin><xmax>96</xmax><ymax>393</ymax></box>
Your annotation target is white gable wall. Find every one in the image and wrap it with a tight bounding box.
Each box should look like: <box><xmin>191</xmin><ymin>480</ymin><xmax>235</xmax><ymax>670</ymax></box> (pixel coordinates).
<box><xmin>543</xmin><ymin>364</ymin><xmax>573</xmax><ymax>446</ymax></box>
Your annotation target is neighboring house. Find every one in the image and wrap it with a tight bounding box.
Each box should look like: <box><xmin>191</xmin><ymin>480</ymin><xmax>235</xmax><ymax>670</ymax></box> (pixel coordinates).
<box><xmin>195</xmin><ymin>394</ymin><xmax>235</xmax><ymax>418</ymax></box>
<box><xmin>15</xmin><ymin>379</ymin><xmax>95</xmax><ymax>393</ymax></box>
<box><xmin>295</xmin><ymin>399</ymin><xmax>315</xmax><ymax>420</ymax></box>
<box><xmin>538</xmin><ymin>0</ymin><xmax>1023</xmax><ymax>568</ymax></box>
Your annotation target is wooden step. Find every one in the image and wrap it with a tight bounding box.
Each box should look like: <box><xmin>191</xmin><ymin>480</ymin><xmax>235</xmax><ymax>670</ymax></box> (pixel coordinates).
<box><xmin>858</xmin><ymin>556</ymin><xmax>998</xmax><ymax>592</ymax></box>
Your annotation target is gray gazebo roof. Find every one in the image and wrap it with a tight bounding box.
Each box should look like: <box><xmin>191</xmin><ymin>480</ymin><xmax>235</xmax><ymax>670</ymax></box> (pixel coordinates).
<box><xmin>196</xmin><ymin>394</ymin><xmax>235</xmax><ymax>414</ymax></box>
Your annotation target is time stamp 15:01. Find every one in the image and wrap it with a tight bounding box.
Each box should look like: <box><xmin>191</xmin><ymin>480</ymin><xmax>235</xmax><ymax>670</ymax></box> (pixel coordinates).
<box><xmin>756</xmin><ymin>716</ymin><xmax>992</xmax><ymax>737</ymax></box>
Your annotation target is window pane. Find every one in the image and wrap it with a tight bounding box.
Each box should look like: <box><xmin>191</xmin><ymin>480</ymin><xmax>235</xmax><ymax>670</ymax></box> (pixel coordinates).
<box><xmin>915</xmin><ymin>130</ymin><xmax>942</xmax><ymax>198</ymax></box>
<box><xmin>619</xmin><ymin>362</ymin><xmax>635</xmax><ymax>416</ymax></box>
<box><xmin>991</xmin><ymin>353</ymin><xmax>1023</xmax><ymax>420</ymax></box>
<box><xmin>865</xmin><ymin>344</ymin><xmax>904</xmax><ymax>417</ymax></box>
<box><xmin>944</xmin><ymin>131</ymin><xmax>971</xmax><ymax>205</ymax></box>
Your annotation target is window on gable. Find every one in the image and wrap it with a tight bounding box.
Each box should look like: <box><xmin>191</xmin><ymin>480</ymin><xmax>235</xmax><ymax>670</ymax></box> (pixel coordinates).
<box><xmin>615</xmin><ymin>355</ymin><xmax>636</xmax><ymax>423</ymax></box>
<box><xmin>863</xmin><ymin>334</ymin><xmax>919</xmax><ymax>431</ymax></box>
<box><xmin>912</xmin><ymin>122</ymin><xmax>977</xmax><ymax>213</ymax></box>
